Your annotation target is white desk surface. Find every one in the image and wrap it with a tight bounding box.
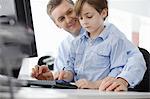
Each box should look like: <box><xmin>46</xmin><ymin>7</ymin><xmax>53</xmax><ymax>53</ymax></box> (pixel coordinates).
<box><xmin>18</xmin><ymin>57</ymin><xmax>39</xmax><ymax>80</ymax></box>
<box><xmin>1</xmin><ymin>87</ymin><xmax>150</xmax><ymax>99</ymax></box>
<box><xmin>13</xmin><ymin>58</ymin><xmax>150</xmax><ymax>99</ymax></box>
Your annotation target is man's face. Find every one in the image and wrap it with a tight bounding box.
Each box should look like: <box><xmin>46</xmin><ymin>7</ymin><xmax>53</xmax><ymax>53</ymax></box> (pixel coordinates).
<box><xmin>51</xmin><ymin>0</ymin><xmax>81</xmax><ymax>36</ymax></box>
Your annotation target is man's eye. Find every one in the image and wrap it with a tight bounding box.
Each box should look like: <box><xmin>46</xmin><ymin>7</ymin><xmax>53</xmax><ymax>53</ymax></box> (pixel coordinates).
<box><xmin>67</xmin><ymin>10</ymin><xmax>73</xmax><ymax>15</ymax></box>
<box><xmin>59</xmin><ymin>17</ymin><xmax>65</xmax><ymax>22</ymax></box>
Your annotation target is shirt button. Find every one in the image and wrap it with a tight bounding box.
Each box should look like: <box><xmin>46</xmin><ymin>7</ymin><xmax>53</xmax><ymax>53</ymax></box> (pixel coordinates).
<box><xmin>131</xmin><ymin>82</ymin><xmax>134</xmax><ymax>85</ymax></box>
<box><xmin>90</xmin><ymin>43</ymin><xmax>92</xmax><ymax>46</ymax></box>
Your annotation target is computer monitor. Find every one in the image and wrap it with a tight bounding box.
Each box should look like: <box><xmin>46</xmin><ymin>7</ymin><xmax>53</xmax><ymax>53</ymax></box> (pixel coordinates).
<box><xmin>15</xmin><ymin>0</ymin><xmax>37</xmax><ymax>57</ymax></box>
<box><xmin>0</xmin><ymin>0</ymin><xmax>38</xmax><ymax>77</ymax></box>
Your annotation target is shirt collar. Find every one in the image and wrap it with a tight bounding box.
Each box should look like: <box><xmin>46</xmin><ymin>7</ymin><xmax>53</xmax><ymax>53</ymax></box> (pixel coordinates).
<box><xmin>98</xmin><ymin>24</ymin><xmax>110</xmax><ymax>40</ymax></box>
<box><xmin>80</xmin><ymin>24</ymin><xmax>113</xmax><ymax>41</ymax></box>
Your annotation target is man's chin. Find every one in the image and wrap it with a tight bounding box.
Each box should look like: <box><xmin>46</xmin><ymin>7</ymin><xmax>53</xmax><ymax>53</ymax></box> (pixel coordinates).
<box><xmin>71</xmin><ymin>30</ymin><xmax>80</xmax><ymax>36</ymax></box>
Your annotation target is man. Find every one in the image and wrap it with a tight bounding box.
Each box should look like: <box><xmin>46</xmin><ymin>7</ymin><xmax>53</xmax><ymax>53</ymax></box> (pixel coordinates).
<box><xmin>31</xmin><ymin>0</ymin><xmax>146</xmax><ymax>91</ymax></box>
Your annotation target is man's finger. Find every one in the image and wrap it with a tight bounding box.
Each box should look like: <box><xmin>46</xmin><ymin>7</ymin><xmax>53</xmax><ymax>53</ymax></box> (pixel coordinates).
<box><xmin>34</xmin><ymin>65</ymin><xmax>40</xmax><ymax>76</ymax></box>
<box><xmin>31</xmin><ymin>68</ymin><xmax>36</xmax><ymax>77</ymax></box>
<box><xmin>42</xmin><ymin>71</ymin><xmax>54</xmax><ymax>80</ymax></box>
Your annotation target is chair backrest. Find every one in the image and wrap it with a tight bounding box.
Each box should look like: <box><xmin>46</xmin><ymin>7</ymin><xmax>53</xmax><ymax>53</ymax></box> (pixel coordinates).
<box><xmin>131</xmin><ymin>47</ymin><xmax>150</xmax><ymax>92</ymax></box>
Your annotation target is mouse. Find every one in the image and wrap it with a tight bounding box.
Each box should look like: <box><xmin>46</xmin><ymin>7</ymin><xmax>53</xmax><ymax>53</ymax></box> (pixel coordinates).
<box><xmin>37</xmin><ymin>55</ymin><xmax>54</xmax><ymax>70</ymax></box>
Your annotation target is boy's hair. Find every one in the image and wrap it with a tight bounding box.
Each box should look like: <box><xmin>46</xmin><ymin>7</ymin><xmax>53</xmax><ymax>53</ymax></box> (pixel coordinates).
<box><xmin>47</xmin><ymin>0</ymin><xmax>74</xmax><ymax>17</ymax></box>
<box><xmin>74</xmin><ymin>0</ymin><xmax>108</xmax><ymax>20</ymax></box>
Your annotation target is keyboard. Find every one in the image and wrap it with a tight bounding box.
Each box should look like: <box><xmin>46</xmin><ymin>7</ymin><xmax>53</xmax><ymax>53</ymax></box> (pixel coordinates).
<box><xmin>0</xmin><ymin>75</ymin><xmax>77</xmax><ymax>89</ymax></box>
<box><xmin>26</xmin><ymin>80</ymin><xmax>78</xmax><ymax>89</ymax></box>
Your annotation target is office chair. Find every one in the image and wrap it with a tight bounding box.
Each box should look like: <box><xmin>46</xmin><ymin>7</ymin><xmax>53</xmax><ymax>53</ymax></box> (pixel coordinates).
<box><xmin>129</xmin><ymin>47</ymin><xmax>150</xmax><ymax>92</ymax></box>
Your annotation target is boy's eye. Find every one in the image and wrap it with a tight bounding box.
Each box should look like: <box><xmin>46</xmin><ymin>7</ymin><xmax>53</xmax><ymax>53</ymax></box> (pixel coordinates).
<box><xmin>87</xmin><ymin>16</ymin><xmax>92</xmax><ymax>18</ymax></box>
<box><xmin>67</xmin><ymin>9</ymin><xmax>73</xmax><ymax>15</ymax></box>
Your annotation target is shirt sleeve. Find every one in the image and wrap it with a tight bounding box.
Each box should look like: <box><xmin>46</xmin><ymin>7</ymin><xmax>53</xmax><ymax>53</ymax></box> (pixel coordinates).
<box><xmin>108</xmin><ymin>38</ymin><xmax>128</xmax><ymax>78</ymax></box>
<box><xmin>65</xmin><ymin>39</ymin><xmax>78</xmax><ymax>76</ymax></box>
<box><xmin>117</xmin><ymin>42</ymin><xmax>146</xmax><ymax>88</ymax></box>
<box><xmin>54</xmin><ymin>36</ymin><xmax>73</xmax><ymax>72</ymax></box>
<box><xmin>54</xmin><ymin>41</ymin><xmax>67</xmax><ymax>72</ymax></box>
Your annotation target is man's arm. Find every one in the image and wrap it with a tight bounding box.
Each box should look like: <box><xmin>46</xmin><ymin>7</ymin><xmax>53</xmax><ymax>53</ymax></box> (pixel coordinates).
<box><xmin>31</xmin><ymin>65</ymin><xmax>54</xmax><ymax>80</ymax></box>
<box><xmin>54</xmin><ymin>35</ymin><xmax>74</xmax><ymax>72</ymax></box>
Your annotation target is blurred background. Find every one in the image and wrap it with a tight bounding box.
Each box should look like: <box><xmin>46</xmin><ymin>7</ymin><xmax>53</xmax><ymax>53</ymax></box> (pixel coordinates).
<box><xmin>29</xmin><ymin>0</ymin><xmax>150</xmax><ymax>57</ymax></box>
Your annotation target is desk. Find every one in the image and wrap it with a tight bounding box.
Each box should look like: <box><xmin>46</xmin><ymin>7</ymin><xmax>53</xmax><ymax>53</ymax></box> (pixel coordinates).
<box><xmin>9</xmin><ymin>57</ymin><xmax>150</xmax><ymax>99</ymax></box>
<box><xmin>18</xmin><ymin>57</ymin><xmax>39</xmax><ymax>80</ymax></box>
<box><xmin>1</xmin><ymin>87</ymin><xmax>150</xmax><ymax>99</ymax></box>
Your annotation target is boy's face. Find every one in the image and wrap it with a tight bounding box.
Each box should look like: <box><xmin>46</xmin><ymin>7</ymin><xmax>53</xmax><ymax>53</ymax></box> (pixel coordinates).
<box><xmin>79</xmin><ymin>3</ymin><xmax>106</xmax><ymax>34</ymax></box>
<box><xmin>51</xmin><ymin>0</ymin><xmax>81</xmax><ymax>36</ymax></box>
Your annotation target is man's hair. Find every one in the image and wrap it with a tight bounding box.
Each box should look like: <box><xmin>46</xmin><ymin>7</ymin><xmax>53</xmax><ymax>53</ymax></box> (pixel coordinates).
<box><xmin>74</xmin><ymin>0</ymin><xmax>108</xmax><ymax>20</ymax></box>
<box><xmin>47</xmin><ymin>0</ymin><xmax>74</xmax><ymax>17</ymax></box>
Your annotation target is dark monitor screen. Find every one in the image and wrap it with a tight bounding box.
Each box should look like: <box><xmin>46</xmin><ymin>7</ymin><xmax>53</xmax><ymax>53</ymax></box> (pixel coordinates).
<box><xmin>0</xmin><ymin>0</ymin><xmax>38</xmax><ymax>77</ymax></box>
<box><xmin>15</xmin><ymin>0</ymin><xmax>34</xmax><ymax>31</ymax></box>
<box><xmin>15</xmin><ymin>0</ymin><xmax>37</xmax><ymax>57</ymax></box>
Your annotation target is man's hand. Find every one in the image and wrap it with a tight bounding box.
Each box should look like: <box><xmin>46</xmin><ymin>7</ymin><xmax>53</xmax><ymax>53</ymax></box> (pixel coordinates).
<box><xmin>99</xmin><ymin>77</ymin><xmax>128</xmax><ymax>91</ymax></box>
<box><xmin>31</xmin><ymin>65</ymin><xmax>54</xmax><ymax>80</ymax></box>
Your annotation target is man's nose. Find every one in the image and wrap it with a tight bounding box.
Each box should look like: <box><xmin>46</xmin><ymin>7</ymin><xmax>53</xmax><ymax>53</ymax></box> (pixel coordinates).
<box><xmin>65</xmin><ymin>15</ymin><xmax>71</xmax><ymax>23</ymax></box>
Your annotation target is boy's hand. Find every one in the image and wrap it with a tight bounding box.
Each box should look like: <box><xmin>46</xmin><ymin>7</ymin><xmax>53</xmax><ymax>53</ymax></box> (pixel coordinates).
<box><xmin>75</xmin><ymin>79</ymin><xmax>99</xmax><ymax>89</ymax></box>
<box><xmin>99</xmin><ymin>77</ymin><xmax>128</xmax><ymax>91</ymax></box>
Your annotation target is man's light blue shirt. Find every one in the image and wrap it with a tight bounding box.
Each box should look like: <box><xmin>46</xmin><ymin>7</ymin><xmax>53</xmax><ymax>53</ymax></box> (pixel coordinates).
<box><xmin>54</xmin><ymin>28</ymin><xmax>85</xmax><ymax>71</ymax></box>
<box><xmin>64</xmin><ymin>23</ymin><xmax>146</xmax><ymax>87</ymax></box>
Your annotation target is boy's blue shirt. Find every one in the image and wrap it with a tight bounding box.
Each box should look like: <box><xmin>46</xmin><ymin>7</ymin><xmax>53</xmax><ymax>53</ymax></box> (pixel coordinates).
<box><xmin>54</xmin><ymin>23</ymin><xmax>146</xmax><ymax>88</ymax></box>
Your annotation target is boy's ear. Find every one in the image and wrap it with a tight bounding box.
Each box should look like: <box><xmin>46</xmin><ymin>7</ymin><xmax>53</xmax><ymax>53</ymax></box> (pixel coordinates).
<box><xmin>101</xmin><ymin>8</ymin><xmax>108</xmax><ymax>19</ymax></box>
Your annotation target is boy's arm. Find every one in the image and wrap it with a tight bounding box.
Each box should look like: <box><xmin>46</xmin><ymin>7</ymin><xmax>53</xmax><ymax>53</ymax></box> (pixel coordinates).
<box><xmin>100</xmin><ymin>40</ymin><xmax>146</xmax><ymax>91</ymax></box>
<box><xmin>99</xmin><ymin>39</ymin><xmax>128</xmax><ymax>91</ymax></box>
<box><xmin>116</xmin><ymin>48</ymin><xmax>146</xmax><ymax>88</ymax></box>
<box><xmin>108</xmin><ymin>39</ymin><xmax>127</xmax><ymax>78</ymax></box>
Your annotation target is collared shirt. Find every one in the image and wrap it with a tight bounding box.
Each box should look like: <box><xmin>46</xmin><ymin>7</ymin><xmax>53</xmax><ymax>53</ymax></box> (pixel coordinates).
<box><xmin>65</xmin><ymin>23</ymin><xmax>146</xmax><ymax>87</ymax></box>
<box><xmin>54</xmin><ymin>28</ymin><xmax>85</xmax><ymax>72</ymax></box>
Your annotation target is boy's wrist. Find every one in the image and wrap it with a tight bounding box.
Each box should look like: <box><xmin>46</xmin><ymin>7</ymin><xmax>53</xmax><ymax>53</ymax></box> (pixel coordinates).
<box><xmin>117</xmin><ymin>77</ymin><xmax>129</xmax><ymax>87</ymax></box>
